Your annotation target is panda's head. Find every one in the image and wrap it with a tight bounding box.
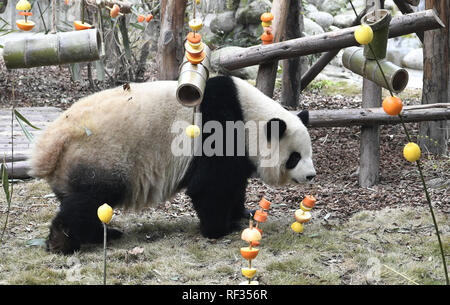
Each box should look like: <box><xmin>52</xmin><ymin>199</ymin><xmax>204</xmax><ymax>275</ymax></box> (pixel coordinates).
<box><xmin>256</xmin><ymin>110</ymin><xmax>316</xmax><ymax>186</ymax></box>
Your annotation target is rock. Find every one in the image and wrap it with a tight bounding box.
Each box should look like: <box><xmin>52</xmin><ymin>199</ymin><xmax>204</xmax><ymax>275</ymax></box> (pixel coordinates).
<box><xmin>211</xmin><ymin>46</ymin><xmax>258</xmax><ymax>79</ymax></box>
<box><xmin>307</xmin><ymin>11</ymin><xmax>334</xmax><ymax>30</ymax></box>
<box><xmin>319</xmin><ymin>0</ymin><xmax>347</xmax><ymax>14</ymax></box>
<box><xmin>303</xmin><ymin>18</ymin><xmax>324</xmax><ymax>36</ymax></box>
<box><xmin>402</xmin><ymin>48</ymin><xmax>423</xmax><ymax>70</ymax></box>
<box><xmin>333</xmin><ymin>11</ymin><xmax>355</xmax><ymax>28</ymax></box>
<box><xmin>304</xmin><ymin>3</ymin><xmax>319</xmax><ymax>14</ymax></box>
<box><xmin>210</xmin><ymin>11</ymin><xmax>236</xmax><ymax>34</ymax></box>
<box><xmin>235</xmin><ymin>0</ymin><xmax>272</xmax><ymax>25</ymax></box>
<box><xmin>346</xmin><ymin>0</ymin><xmax>365</xmax><ymax>10</ymax></box>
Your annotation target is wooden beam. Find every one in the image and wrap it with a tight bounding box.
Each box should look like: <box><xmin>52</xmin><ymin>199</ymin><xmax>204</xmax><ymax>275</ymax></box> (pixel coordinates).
<box><xmin>218</xmin><ymin>9</ymin><xmax>444</xmax><ymax>71</ymax></box>
<box><xmin>393</xmin><ymin>0</ymin><xmax>424</xmax><ymax>42</ymax></box>
<box><xmin>255</xmin><ymin>0</ymin><xmax>289</xmax><ymax>97</ymax></box>
<box><xmin>300</xmin><ymin>8</ymin><xmax>368</xmax><ymax>91</ymax></box>
<box><xmin>299</xmin><ymin>104</ymin><xmax>450</xmax><ymax>128</ymax></box>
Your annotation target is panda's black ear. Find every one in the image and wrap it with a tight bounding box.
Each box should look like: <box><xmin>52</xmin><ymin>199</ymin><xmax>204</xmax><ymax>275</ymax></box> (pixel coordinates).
<box><xmin>297</xmin><ymin>110</ymin><xmax>309</xmax><ymax>126</ymax></box>
<box><xmin>265</xmin><ymin>118</ymin><xmax>287</xmax><ymax>142</ymax></box>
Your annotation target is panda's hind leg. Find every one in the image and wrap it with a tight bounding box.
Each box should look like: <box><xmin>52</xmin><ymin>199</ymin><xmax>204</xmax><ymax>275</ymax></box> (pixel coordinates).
<box><xmin>47</xmin><ymin>165</ymin><xmax>129</xmax><ymax>254</ymax></box>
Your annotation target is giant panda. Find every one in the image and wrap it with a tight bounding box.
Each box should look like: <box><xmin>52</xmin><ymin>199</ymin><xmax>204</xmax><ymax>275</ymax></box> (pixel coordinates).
<box><xmin>29</xmin><ymin>76</ymin><xmax>316</xmax><ymax>254</ymax></box>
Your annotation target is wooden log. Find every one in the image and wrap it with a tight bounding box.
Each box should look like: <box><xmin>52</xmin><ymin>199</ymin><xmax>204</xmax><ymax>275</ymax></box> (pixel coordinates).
<box><xmin>217</xmin><ymin>9</ymin><xmax>444</xmax><ymax>71</ymax></box>
<box><xmin>280</xmin><ymin>0</ymin><xmax>302</xmax><ymax>107</ymax></box>
<box><xmin>393</xmin><ymin>0</ymin><xmax>424</xmax><ymax>42</ymax></box>
<box><xmin>299</xmin><ymin>104</ymin><xmax>450</xmax><ymax>128</ymax></box>
<box><xmin>419</xmin><ymin>0</ymin><xmax>449</xmax><ymax>155</ymax></box>
<box><xmin>255</xmin><ymin>0</ymin><xmax>289</xmax><ymax>97</ymax></box>
<box><xmin>3</xmin><ymin>161</ymin><xmax>30</xmax><ymax>179</ymax></box>
<box><xmin>300</xmin><ymin>8</ymin><xmax>368</xmax><ymax>91</ymax></box>
<box><xmin>157</xmin><ymin>0</ymin><xmax>187</xmax><ymax>80</ymax></box>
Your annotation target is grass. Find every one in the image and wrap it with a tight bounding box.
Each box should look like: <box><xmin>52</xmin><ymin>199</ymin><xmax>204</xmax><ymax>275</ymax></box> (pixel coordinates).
<box><xmin>0</xmin><ymin>179</ymin><xmax>448</xmax><ymax>285</ymax></box>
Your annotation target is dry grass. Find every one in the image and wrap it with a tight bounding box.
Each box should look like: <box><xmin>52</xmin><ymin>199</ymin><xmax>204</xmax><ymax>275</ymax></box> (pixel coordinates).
<box><xmin>0</xmin><ymin>179</ymin><xmax>448</xmax><ymax>285</ymax></box>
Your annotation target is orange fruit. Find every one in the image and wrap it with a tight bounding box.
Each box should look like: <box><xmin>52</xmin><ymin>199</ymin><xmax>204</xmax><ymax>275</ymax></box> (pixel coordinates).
<box><xmin>240</xmin><ymin>247</ymin><xmax>259</xmax><ymax>260</ymax></box>
<box><xmin>241</xmin><ymin>227</ymin><xmax>262</xmax><ymax>243</ymax></box>
<box><xmin>253</xmin><ymin>210</ymin><xmax>268</xmax><ymax>223</ymax></box>
<box><xmin>302</xmin><ymin>195</ymin><xmax>316</xmax><ymax>209</ymax></box>
<box><xmin>137</xmin><ymin>15</ymin><xmax>145</xmax><ymax>23</ymax></box>
<box><xmin>110</xmin><ymin>4</ymin><xmax>120</xmax><ymax>18</ymax></box>
<box><xmin>382</xmin><ymin>96</ymin><xmax>403</xmax><ymax>116</ymax></box>
<box><xmin>187</xmin><ymin>32</ymin><xmax>202</xmax><ymax>44</ymax></box>
<box><xmin>259</xmin><ymin>197</ymin><xmax>271</xmax><ymax>210</ymax></box>
<box><xmin>146</xmin><ymin>14</ymin><xmax>153</xmax><ymax>22</ymax></box>
<box><xmin>260</xmin><ymin>12</ymin><xmax>274</xmax><ymax>22</ymax></box>
<box><xmin>16</xmin><ymin>20</ymin><xmax>35</xmax><ymax>31</ymax></box>
<box><xmin>73</xmin><ymin>20</ymin><xmax>92</xmax><ymax>30</ymax></box>
<box><xmin>261</xmin><ymin>32</ymin><xmax>274</xmax><ymax>43</ymax></box>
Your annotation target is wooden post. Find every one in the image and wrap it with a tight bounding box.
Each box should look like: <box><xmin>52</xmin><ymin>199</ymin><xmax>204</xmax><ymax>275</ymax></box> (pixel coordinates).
<box><xmin>419</xmin><ymin>0</ymin><xmax>449</xmax><ymax>155</ymax></box>
<box><xmin>255</xmin><ymin>0</ymin><xmax>289</xmax><ymax>97</ymax></box>
<box><xmin>359</xmin><ymin>0</ymin><xmax>382</xmax><ymax>187</ymax></box>
<box><xmin>157</xmin><ymin>0</ymin><xmax>187</xmax><ymax>80</ymax></box>
<box><xmin>359</xmin><ymin>80</ymin><xmax>382</xmax><ymax>187</ymax></box>
<box><xmin>280</xmin><ymin>0</ymin><xmax>302</xmax><ymax>107</ymax></box>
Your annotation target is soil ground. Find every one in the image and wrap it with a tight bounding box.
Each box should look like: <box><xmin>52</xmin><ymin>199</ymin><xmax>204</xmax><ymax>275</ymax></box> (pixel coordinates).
<box><xmin>0</xmin><ymin>62</ymin><xmax>448</xmax><ymax>285</ymax></box>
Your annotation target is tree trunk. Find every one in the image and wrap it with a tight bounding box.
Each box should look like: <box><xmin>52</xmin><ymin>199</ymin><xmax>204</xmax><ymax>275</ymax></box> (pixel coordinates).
<box><xmin>157</xmin><ymin>0</ymin><xmax>187</xmax><ymax>80</ymax></box>
<box><xmin>419</xmin><ymin>0</ymin><xmax>449</xmax><ymax>155</ymax></box>
<box><xmin>255</xmin><ymin>0</ymin><xmax>289</xmax><ymax>97</ymax></box>
<box><xmin>280</xmin><ymin>0</ymin><xmax>302</xmax><ymax>108</ymax></box>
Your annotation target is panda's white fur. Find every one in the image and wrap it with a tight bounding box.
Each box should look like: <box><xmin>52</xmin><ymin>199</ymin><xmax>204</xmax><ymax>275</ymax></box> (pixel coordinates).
<box><xmin>29</xmin><ymin>76</ymin><xmax>315</xmax><ymax>253</ymax></box>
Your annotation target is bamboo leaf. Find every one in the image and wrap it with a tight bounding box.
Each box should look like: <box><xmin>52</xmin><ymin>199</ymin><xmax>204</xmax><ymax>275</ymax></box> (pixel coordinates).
<box><xmin>1</xmin><ymin>162</ymin><xmax>10</xmax><ymax>204</ymax></box>
<box><xmin>14</xmin><ymin>109</ymin><xmax>40</xmax><ymax>130</ymax></box>
<box><xmin>15</xmin><ymin>116</ymin><xmax>34</xmax><ymax>143</ymax></box>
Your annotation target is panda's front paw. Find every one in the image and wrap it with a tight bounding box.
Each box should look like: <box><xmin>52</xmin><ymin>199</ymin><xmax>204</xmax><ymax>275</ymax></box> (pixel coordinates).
<box><xmin>46</xmin><ymin>220</ymin><xmax>80</xmax><ymax>255</ymax></box>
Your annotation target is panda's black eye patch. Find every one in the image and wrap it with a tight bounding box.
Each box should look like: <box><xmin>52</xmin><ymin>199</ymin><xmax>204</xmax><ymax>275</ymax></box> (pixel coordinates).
<box><xmin>286</xmin><ymin>152</ymin><xmax>301</xmax><ymax>169</ymax></box>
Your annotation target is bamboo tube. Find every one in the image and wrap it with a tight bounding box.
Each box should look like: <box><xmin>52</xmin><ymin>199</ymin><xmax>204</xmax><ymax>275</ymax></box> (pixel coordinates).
<box><xmin>3</xmin><ymin>29</ymin><xmax>101</xmax><ymax>69</ymax></box>
<box><xmin>342</xmin><ymin>47</ymin><xmax>409</xmax><ymax>93</ymax></box>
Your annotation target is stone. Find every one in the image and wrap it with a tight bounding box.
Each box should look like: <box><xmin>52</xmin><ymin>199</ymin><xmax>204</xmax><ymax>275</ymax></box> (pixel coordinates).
<box><xmin>307</xmin><ymin>11</ymin><xmax>334</xmax><ymax>30</ymax></box>
<box><xmin>211</xmin><ymin>46</ymin><xmax>259</xmax><ymax>79</ymax></box>
<box><xmin>303</xmin><ymin>18</ymin><xmax>324</xmax><ymax>36</ymax></box>
<box><xmin>401</xmin><ymin>48</ymin><xmax>423</xmax><ymax>70</ymax></box>
<box><xmin>319</xmin><ymin>0</ymin><xmax>347</xmax><ymax>14</ymax></box>
<box><xmin>210</xmin><ymin>11</ymin><xmax>236</xmax><ymax>34</ymax></box>
<box><xmin>304</xmin><ymin>3</ymin><xmax>319</xmax><ymax>14</ymax></box>
<box><xmin>333</xmin><ymin>11</ymin><xmax>355</xmax><ymax>28</ymax></box>
<box><xmin>235</xmin><ymin>0</ymin><xmax>272</xmax><ymax>25</ymax></box>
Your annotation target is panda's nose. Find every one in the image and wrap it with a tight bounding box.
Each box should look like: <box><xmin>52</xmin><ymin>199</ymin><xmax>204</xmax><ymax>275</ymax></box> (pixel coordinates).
<box><xmin>306</xmin><ymin>175</ymin><xmax>316</xmax><ymax>181</ymax></box>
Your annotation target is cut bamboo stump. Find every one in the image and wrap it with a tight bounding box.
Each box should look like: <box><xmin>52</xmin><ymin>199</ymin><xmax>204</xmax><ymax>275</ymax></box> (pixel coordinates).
<box><xmin>217</xmin><ymin>10</ymin><xmax>444</xmax><ymax>71</ymax></box>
